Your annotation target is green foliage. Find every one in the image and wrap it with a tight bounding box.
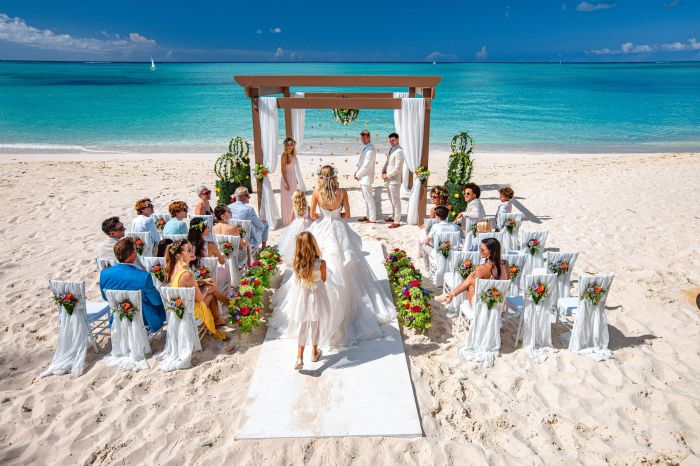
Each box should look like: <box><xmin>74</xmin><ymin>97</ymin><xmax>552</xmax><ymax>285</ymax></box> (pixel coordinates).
<box><xmin>443</xmin><ymin>131</ymin><xmax>475</xmax><ymax>221</ymax></box>
<box><xmin>384</xmin><ymin>249</ymin><xmax>432</xmax><ymax>333</ymax></box>
<box><xmin>214</xmin><ymin>137</ymin><xmax>253</xmax><ymax>205</ymax></box>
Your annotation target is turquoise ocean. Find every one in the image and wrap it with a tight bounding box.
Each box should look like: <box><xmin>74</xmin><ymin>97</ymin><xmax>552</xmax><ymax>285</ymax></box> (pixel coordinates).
<box><xmin>0</xmin><ymin>61</ymin><xmax>699</xmax><ymax>154</ymax></box>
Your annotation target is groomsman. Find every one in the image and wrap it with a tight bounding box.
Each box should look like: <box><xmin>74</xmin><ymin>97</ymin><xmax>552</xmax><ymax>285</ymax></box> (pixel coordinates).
<box><xmin>355</xmin><ymin>130</ymin><xmax>377</xmax><ymax>223</ymax></box>
<box><xmin>381</xmin><ymin>132</ymin><xmax>404</xmax><ymax>229</ymax></box>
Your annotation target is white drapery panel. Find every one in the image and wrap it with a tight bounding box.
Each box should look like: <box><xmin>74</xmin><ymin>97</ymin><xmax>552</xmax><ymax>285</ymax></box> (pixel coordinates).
<box><xmin>292</xmin><ymin>92</ymin><xmax>307</xmax><ymax>192</ymax></box>
<box><xmin>96</xmin><ymin>258</ymin><xmax>117</xmax><ymax>272</ymax></box>
<box><xmin>103</xmin><ymin>289</ymin><xmax>151</xmax><ymax>371</ymax></box>
<box><xmin>547</xmin><ymin>251</ymin><xmax>579</xmax><ymax>304</ymax></box>
<box><xmin>500</xmin><ymin>213</ymin><xmax>523</xmax><ymax>253</ymax></box>
<box><xmin>157</xmin><ymin>287</ymin><xmax>200</xmax><ymax>371</ymax></box>
<box><xmin>431</xmin><ymin>231</ymin><xmax>461</xmax><ymax>287</ymax></box>
<box><xmin>569</xmin><ymin>274</ymin><xmax>615</xmax><ymax>360</ymax></box>
<box><xmin>520</xmin><ymin>230</ymin><xmax>548</xmax><ymax>278</ymax></box>
<box><xmin>258</xmin><ymin>96</ymin><xmax>281</xmax><ymax>228</ymax></box>
<box><xmin>400</xmin><ymin>98</ymin><xmax>425</xmax><ymax>225</ymax></box>
<box><xmin>393</xmin><ymin>92</ymin><xmax>411</xmax><ymax>195</ymax></box>
<box><xmin>141</xmin><ymin>256</ymin><xmax>166</xmax><ymax>289</ymax></box>
<box><xmin>502</xmin><ymin>253</ymin><xmax>527</xmax><ymax>296</ymax></box>
<box><xmin>457</xmin><ymin>279</ymin><xmax>510</xmax><ymax>368</ymax></box>
<box><xmin>215</xmin><ymin>234</ymin><xmax>241</xmax><ymax>286</ymax></box>
<box><xmin>445</xmin><ymin>250</ymin><xmax>481</xmax><ymax>314</ymax></box>
<box><xmin>522</xmin><ymin>274</ymin><xmax>557</xmax><ymax>363</ymax></box>
<box><xmin>41</xmin><ymin>280</ymin><xmax>90</xmax><ymax>377</ymax></box>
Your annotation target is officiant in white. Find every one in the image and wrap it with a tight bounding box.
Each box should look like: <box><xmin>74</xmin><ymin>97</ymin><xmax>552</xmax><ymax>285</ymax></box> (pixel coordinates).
<box><xmin>382</xmin><ymin>132</ymin><xmax>404</xmax><ymax>229</ymax></box>
<box><xmin>354</xmin><ymin>130</ymin><xmax>377</xmax><ymax>223</ymax></box>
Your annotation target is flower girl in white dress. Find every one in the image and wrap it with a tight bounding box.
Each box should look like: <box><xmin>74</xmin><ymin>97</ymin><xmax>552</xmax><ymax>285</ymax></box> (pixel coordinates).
<box><xmin>278</xmin><ymin>189</ymin><xmax>312</xmax><ymax>266</ymax></box>
<box><xmin>289</xmin><ymin>231</ymin><xmax>329</xmax><ymax>370</ymax></box>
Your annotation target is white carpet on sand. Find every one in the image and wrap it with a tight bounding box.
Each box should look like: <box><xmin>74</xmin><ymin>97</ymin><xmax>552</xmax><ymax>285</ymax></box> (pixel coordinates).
<box><xmin>235</xmin><ymin>240</ymin><xmax>422</xmax><ymax>439</ymax></box>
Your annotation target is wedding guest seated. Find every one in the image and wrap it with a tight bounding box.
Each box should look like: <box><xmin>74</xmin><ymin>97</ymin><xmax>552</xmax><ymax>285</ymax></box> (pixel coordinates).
<box><xmin>156</xmin><ymin>238</ymin><xmax>173</xmax><ymax>257</ymax></box>
<box><xmin>436</xmin><ymin>237</ymin><xmax>510</xmax><ymax>306</ymax></box>
<box><xmin>188</xmin><ymin>217</ymin><xmax>230</xmax><ymax>326</ymax></box>
<box><xmin>162</xmin><ymin>201</ymin><xmax>189</xmax><ymax>235</ymax></box>
<box><xmin>98</xmin><ymin>216</ymin><xmax>143</xmax><ymax>269</ymax></box>
<box><xmin>420</xmin><ymin>186</ymin><xmax>450</xmax><ymax>229</ymax></box>
<box><xmin>131</xmin><ymin>198</ymin><xmax>161</xmax><ymax>246</ymax></box>
<box><xmin>213</xmin><ymin>204</ymin><xmax>248</xmax><ymax>264</ymax></box>
<box><xmin>194</xmin><ymin>185</ymin><xmax>213</xmax><ymax>216</ymax></box>
<box><xmin>99</xmin><ymin>237</ymin><xmax>166</xmax><ymax>332</ymax></box>
<box><xmin>468</xmin><ymin>220</ymin><xmax>494</xmax><ymax>250</ymax></box>
<box><xmin>495</xmin><ymin>186</ymin><xmax>514</xmax><ymax>229</ymax></box>
<box><xmin>228</xmin><ymin>186</ymin><xmax>268</xmax><ymax>249</ymax></box>
<box><xmin>453</xmin><ymin>182</ymin><xmax>486</xmax><ymax>225</ymax></box>
<box><xmin>420</xmin><ymin>206</ymin><xmax>461</xmax><ymax>269</ymax></box>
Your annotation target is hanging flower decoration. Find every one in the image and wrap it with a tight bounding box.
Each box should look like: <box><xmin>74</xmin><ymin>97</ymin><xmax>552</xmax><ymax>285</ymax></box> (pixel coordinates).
<box><xmin>53</xmin><ymin>292</ymin><xmax>78</xmax><ymax>315</ymax></box>
<box><xmin>527</xmin><ymin>280</ymin><xmax>550</xmax><ymax>305</ymax></box>
<box><xmin>116</xmin><ymin>298</ymin><xmax>137</xmax><ymax>322</ymax></box>
<box><xmin>416</xmin><ymin>166</ymin><xmax>430</xmax><ymax>183</ymax></box>
<box><xmin>332</xmin><ymin>109</ymin><xmax>359</xmax><ymax>125</ymax></box>
<box><xmin>582</xmin><ymin>283</ymin><xmax>607</xmax><ymax>305</ymax></box>
<box><xmin>150</xmin><ymin>264</ymin><xmax>166</xmax><ymax>283</ymax></box>
<box><xmin>479</xmin><ymin>287</ymin><xmax>503</xmax><ymax>310</ymax></box>
<box><xmin>166</xmin><ymin>297</ymin><xmax>185</xmax><ymax>319</ymax></box>
<box><xmin>253</xmin><ymin>163</ymin><xmax>269</xmax><ymax>181</ymax></box>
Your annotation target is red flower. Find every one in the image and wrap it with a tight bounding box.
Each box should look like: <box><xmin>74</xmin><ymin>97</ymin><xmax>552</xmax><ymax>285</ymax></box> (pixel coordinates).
<box><xmin>410</xmin><ymin>280</ymin><xmax>420</xmax><ymax>287</ymax></box>
<box><xmin>252</xmin><ymin>260</ymin><xmax>262</xmax><ymax>267</ymax></box>
<box><xmin>241</xmin><ymin>307</ymin><xmax>250</xmax><ymax>316</ymax></box>
<box><xmin>199</xmin><ymin>268</ymin><xmax>207</xmax><ymax>275</ymax></box>
<box><xmin>411</xmin><ymin>305</ymin><xmax>422</xmax><ymax>313</ymax></box>
<box><xmin>245</xmin><ymin>291</ymin><xmax>254</xmax><ymax>298</ymax></box>
<box><xmin>230</xmin><ymin>195</ymin><xmax>236</xmax><ymax>203</ymax></box>
<box><xmin>404</xmin><ymin>302</ymin><xmax>410</xmax><ymax>309</ymax></box>
<box><xmin>255</xmin><ymin>307</ymin><xmax>261</xmax><ymax>314</ymax></box>
<box><xmin>236</xmin><ymin>319</ymin><xmax>241</xmax><ymax>325</ymax></box>
<box><xmin>153</xmin><ymin>265</ymin><xmax>161</xmax><ymax>271</ymax></box>
<box><xmin>403</xmin><ymin>291</ymin><xmax>410</xmax><ymax>299</ymax></box>
<box><xmin>236</xmin><ymin>291</ymin><xmax>241</xmax><ymax>297</ymax></box>
<box><xmin>253</xmin><ymin>279</ymin><xmax>260</xmax><ymax>286</ymax></box>
<box><xmin>241</xmin><ymin>279</ymin><xmax>249</xmax><ymax>286</ymax></box>
<box><xmin>537</xmin><ymin>284</ymin><xmax>545</xmax><ymax>294</ymax></box>
<box><xmin>268</xmin><ymin>265</ymin><xmax>273</xmax><ymax>270</ymax></box>
<box><xmin>533</xmin><ymin>239</ymin><xmax>539</xmax><ymax>245</ymax></box>
<box><xmin>224</xmin><ymin>242</ymin><xmax>231</xmax><ymax>248</ymax></box>
<box><xmin>276</xmin><ymin>257</ymin><xmax>281</xmax><ymax>263</ymax></box>
<box><xmin>392</xmin><ymin>267</ymin><xmax>399</xmax><ymax>273</ymax></box>
<box><xmin>394</xmin><ymin>248</ymin><xmax>400</xmax><ymax>252</ymax></box>
<box><xmin>64</xmin><ymin>293</ymin><xmax>73</xmax><ymax>300</ymax></box>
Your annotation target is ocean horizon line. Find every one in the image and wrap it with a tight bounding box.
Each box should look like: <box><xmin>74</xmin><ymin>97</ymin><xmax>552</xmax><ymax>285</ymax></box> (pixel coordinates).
<box><xmin>2</xmin><ymin>59</ymin><xmax>700</xmax><ymax>65</ymax></box>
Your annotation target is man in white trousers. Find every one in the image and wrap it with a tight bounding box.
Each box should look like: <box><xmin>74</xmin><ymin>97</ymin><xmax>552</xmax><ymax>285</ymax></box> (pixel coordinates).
<box><xmin>382</xmin><ymin>132</ymin><xmax>404</xmax><ymax>229</ymax></box>
<box><xmin>355</xmin><ymin>130</ymin><xmax>377</xmax><ymax>223</ymax></box>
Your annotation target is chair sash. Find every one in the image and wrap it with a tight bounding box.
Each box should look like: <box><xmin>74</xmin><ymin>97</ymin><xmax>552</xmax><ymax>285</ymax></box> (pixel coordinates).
<box><xmin>157</xmin><ymin>287</ymin><xmax>200</xmax><ymax>371</ymax></box>
<box><xmin>198</xmin><ymin>257</ymin><xmax>219</xmax><ymax>285</ymax></box>
<box><xmin>432</xmin><ymin>231</ymin><xmax>461</xmax><ymax>287</ymax></box>
<box><xmin>546</xmin><ymin>251</ymin><xmax>579</xmax><ymax>305</ymax></box>
<box><xmin>41</xmin><ymin>280</ymin><xmax>90</xmax><ymax>377</ymax></box>
<box><xmin>462</xmin><ymin>217</ymin><xmax>479</xmax><ymax>251</ymax></box>
<box><xmin>522</xmin><ymin>274</ymin><xmax>557</xmax><ymax>363</ymax></box>
<box><xmin>569</xmin><ymin>274</ymin><xmax>615</xmax><ymax>360</ymax></box>
<box><xmin>103</xmin><ymin>289</ymin><xmax>151</xmax><ymax>371</ymax></box>
<box><xmin>446</xmin><ymin>250</ymin><xmax>480</xmax><ymax>314</ymax></box>
<box><xmin>96</xmin><ymin>258</ymin><xmax>117</xmax><ymax>272</ymax></box>
<box><xmin>162</xmin><ymin>233</ymin><xmax>188</xmax><ymax>242</ymax></box>
<box><xmin>520</xmin><ymin>230</ymin><xmax>548</xmax><ymax>278</ymax></box>
<box><xmin>214</xmin><ymin>234</ymin><xmax>241</xmax><ymax>286</ymax></box>
<box><xmin>499</xmin><ymin>213</ymin><xmax>523</xmax><ymax>253</ymax></box>
<box><xmin>502</xmin><ymin>253</ymin><xmax>527</xmax><ymax>296</ymax></box>
<box><xmin>152</xmin><ymin>213</ymin><xmax>172</xmax><ymax>233</ymax></box>
<box><xmin>141</xmin><ymin>256</ymin><xmax>166</xmax><ymax>289</ymax></box>
<box><xmin>457</xmin><ymin>279</ymin><xmax>510</xmax><ymax>367</ymax></box>
<box><xmin>126</xmin><ymin>231</ymin><xmax>154</xmax><ymax>258</ymax></box>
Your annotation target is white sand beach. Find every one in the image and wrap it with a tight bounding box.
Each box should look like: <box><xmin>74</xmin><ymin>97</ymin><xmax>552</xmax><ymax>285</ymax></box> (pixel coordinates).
<box><xmin>1</xmin><ymin>149</ymin><xmax>699</xmax><ymax>464</ymax></box>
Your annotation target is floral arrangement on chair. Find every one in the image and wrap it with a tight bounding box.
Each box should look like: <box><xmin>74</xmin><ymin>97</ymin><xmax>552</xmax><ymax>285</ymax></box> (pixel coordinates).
<box><xmin>219</xmin><ymin>240</ymin><xmax>234</xmax><ymax>258</ymax></box>
<box><xmin>457</xmin><ymin>259</ymin><xmax>475</xmax><ymax>279</ymax></box>
<box><xmin>134</xmin><ymin>238</ymin><xmax>145</xmax><ymax>255</ymax></box>
<box><xmin>548</xmin><ymin>260</ymin><xmax>569</xmax><ymax>276</ymax></box>
<box><xmin>469</xmin><ymin>222</ymin><xmax>478</xmax><ymax>237</ymax></box>
<box><xmin>192</xmin><ymin>265</ymin><xmax>211</xmax><ymax>282</ymax></box>
<box><xmin>116</xmin><ymin>298</ymin><xmax>137</xmax><ymax>322</ymax></box>
<box><xmin>526</xmin><ymin>238</ymin><xmax>540</xmax><ymax>255</ymax></box>
<box><xmin>509</xmin><ymin>263</ymin><xmax>521</xmax><ymax>282</ymax></box>
<box><xmin>437</xmin><ymin>241</ymin><xmax>452</xmax><ymax>258</ymax></box>
<box><xmin>479</xmin><ymin>287</ymin><xmax>503</xmax><ymax>310</ymax></box>
<box><xmin>504</xmin><ymin>218</ymin><xmax>518</xmax><ymax>234</ymax></box>
<box><xmin>53</xmin><ymin>292</ymin><xmax>78</xmax><ymax>315</ymax></box>
<box><xmin>582</xmin><ymin>283</ymin><xmax>606</xmax><ymax>305</ymax></box>
<box><xmin>527</xmin><ymin>280</ymin><xmax>549</xmax><ymax>304</ymax></box>
<box><xmin>150</xmin><ymin>264</ymin><xmax>166</xmax><ymax>283</ymax></box>
<box><xmin>253</xmin><ymin>163</ymin><xmax>269</xmax><ymax>182</ymax></box>
<box><xmin>166</xmin><ymin>297</ymin><xmax>185</xmax><ymax>319</ymax></box>
<box><xmin>155</xmin><ymin>218</ymin><xmax>167</xmax><ymax>232</ymax></box>
<box><xmin>384</xmin><ymin>248</ymin><xmax>432</xmax><ymax>332</ymax></box>
<box><xmin>416</xmin><ymin>166</ymin><xmax>430</xmax><ymax>183</ymax></box>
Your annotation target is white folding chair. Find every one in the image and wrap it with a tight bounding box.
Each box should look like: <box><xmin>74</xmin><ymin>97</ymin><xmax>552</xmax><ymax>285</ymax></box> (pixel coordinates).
<box><xmin>517</xmin><ymin>274</ymin><xmax>557</xmax><ymax>361</ymax></box>
<box><xmin>162</xmin><ymin>233</ymin><xmax>188</xmax><ymax>242</ymax></box>
<box><xmin>499</xmin><ymin>212</ymin><xmax>523</xmax><ymax>253</ymax></box>
<box><xmin>519</xmin><ymin>230</ymin><xmax>548</xmax><ymax>279</ymax></box>
<box><xmin>103</xmin><ymin>289</ymin><xmax>151</xmax><ymax>371</ymax></box>
<box><xmin>126</xmin><ymin>231</ymin><xmax>154</xmax><ymax>258</ymax></box>
<box><xmin>157</xmin><ymin>286</ymin><xmax>201</xmax><ymax>371</ymax></box>
<box><xmin>228</xmin><ymin>218</ymin><xmax>256</xmax><ymax>257</ymax></box>
<box><xmin>473</xmin><ymin>232</ymin><xmax>505</xmax><ymax>252</ymax></box>
<box><xmin>546</xmin><ymin>251</ymin><xmax>579</xmax><ymax>321</ymax></box>
<box><xmin>189</xmin><ymin>214</ymin><xmax>215</xmax><ymax>242</ymax></box>
<box><xmin>462</xmin><ymin>217</ymin><xmax>479</xmax><ymax>252</ymax></box>
<box><xmin>565</xmin><ymin>274</ymin><xmax>615</xmax><ymax>360</ymax></box>
<box><xmin>429</xmin><ymin>231</ymin><xmax>461</xmax><ymax>288</ymax></box>
<box><xmin>502</xmin><ymin>253</ymin><xmax>527</xmax><ymax>297</ymax></box>
<box><xmin>214</xmin><ymin>234</ymin><xmax>241</xmax><ymax>287</ymax></box>
<box><xmin>141</xmin><ymin>256</ymin><xmax>167</xmax><ymax>289</ymax></box>
<box><xmin>152</xmin><ymin>213</ymin><xmax>172</xmax><ymax>233</ymax></box>
<box><xmin>96</xmin><ymin>258</ymin><xmax>117</xmax><ymax>273</ymax></box>
<box><xmin>446</xmin><ymin>251</ymin><xmax>480</xmax><ymax>320</ymax></box>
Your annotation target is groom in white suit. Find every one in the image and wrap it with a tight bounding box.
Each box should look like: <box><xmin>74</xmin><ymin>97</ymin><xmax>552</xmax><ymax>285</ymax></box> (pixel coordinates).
<box><xmin>355</xmin><ymin>130</ymin><xmax>376</xmax><ymax>223</ymax></box>
<box><xmin>382</xmin><ymin>132</ymin><xmax>404</xmax><ymax>229</ymax></box>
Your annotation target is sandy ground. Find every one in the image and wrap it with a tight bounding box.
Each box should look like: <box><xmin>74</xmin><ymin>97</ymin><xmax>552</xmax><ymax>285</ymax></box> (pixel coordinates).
<box><xmin>0</xmin><ymin>148</ymin><xmax>699</xmax><ymax>465</ymax></box>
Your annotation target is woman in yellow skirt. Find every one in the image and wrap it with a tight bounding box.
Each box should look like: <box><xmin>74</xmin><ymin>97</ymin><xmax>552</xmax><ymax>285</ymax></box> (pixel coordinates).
<box><xmin>164</xmin><ymin>239</ymin><xmax>227</xmax><ymax>340</ymax></box>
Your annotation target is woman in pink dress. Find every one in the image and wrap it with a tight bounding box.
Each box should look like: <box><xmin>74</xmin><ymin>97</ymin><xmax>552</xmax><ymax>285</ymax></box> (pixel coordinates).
<box><xmin>279</xmin><ymin>137</ymin><xmax>299</xmax><ymax>226</ymax></box>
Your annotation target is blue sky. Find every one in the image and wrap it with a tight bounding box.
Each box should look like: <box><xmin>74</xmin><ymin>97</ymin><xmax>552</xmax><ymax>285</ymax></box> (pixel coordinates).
<box><xmin>0</xmin><ymin>0</ymin><xmax>698</xmax><ymax>62</ymax></box>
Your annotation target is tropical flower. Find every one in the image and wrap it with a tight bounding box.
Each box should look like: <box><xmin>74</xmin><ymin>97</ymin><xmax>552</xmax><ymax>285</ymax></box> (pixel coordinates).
<box><xmin>416</xmin><ymin>166</ymin><xmax>430</xmax><ymax>183</ymax></box>
<box><xmin>504</xmin><ymin>218</ymin><xmax>518</xmax><ymax>234</ymax></box>
<box><xmin>527</xmin><ymin>280</ymin><xmax>549</xmax><ymax>305</ymax></box>
<box><xmin>457</xmin><ymin>259</ymin><xmax>475</xmax><ymax>279</ymax></box>
<box><xmin>253</xmin><ymin>163</ymin><xmax>269</xmax><ymax>181</ymax></box>
<box><xmin>526</xmin><ymin>238</ymin><xmax>540</xmax><ymax>255</ymax></box>
<box><xmin>116</xmin><ymin>298</ymin><xmax>137</xmax><ymax>322</ymax></box>
<box><xmin>134</xmin><ymin>238</ymin><xmax>145</xmax><ymax>255</ymax></box>
<box><xmin>220</xmin><ymin>241</ymin><xmax>234</xmax><ymax>257</ymax></box>
<box><xmin>479</xmin><ymin>287</ymin><xmax>503</xmax><ymax>310</ymax></box>
<box><xmin>150</xmin><ymin>264</ymin><xmax>166</xmax><ymax>283</ymax></box>
<box><xmin>167</xmin><ymin>297</ymin><xmax>185</xmax><ymax>319</ymax></box>
<box><xmin>155</xmin><ymin>218</ymin><xmax>166</xmax><ymax>232</ymax></box>
<box><xmin>53</xmin><ymin>292</ymin><xmax>78</xmax><ymax>315</ymax></box>
<box><xmin>582</xmin><ymin>282</ymin><xmax>607</xmax><ymax>305</ymax></box>
<box><xmin>437</xmin><ymin>241</ymin><xmax>452</xmax><ymax>258</ymax></box>
<box><xmin>548</xmin><ymin>260</ymin><xmax>570</xmax><ymax>277</ymax></box>
<box><xmin>509</xmin><ymin>263</ymin><xmax>521</xmax><ymax>282</ymax></box>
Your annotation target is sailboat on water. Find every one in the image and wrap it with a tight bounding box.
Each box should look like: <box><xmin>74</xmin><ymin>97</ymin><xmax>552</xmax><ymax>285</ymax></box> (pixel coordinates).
<box><xmin>150</xmin><ymin>57</ymin><xmax>156</xmax><ymax>71</ymax></box>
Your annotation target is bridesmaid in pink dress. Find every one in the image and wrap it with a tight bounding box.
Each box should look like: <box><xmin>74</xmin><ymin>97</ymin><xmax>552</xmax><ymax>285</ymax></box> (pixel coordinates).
<box><xmin>280</xmin><ymin>137</ymin><xmax>298</xmax><ymax>226</ymax></box>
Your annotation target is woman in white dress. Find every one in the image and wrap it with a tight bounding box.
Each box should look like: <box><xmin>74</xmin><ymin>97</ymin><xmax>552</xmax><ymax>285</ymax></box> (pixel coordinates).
<box><xmin>270</xmin><ymin>165</ymin><xmax>396</xmax><ymax>348</ymax></box>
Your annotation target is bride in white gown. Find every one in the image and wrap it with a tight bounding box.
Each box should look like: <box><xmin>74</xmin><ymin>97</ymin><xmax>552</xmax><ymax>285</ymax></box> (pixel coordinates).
<box><xmin>269</xmin><ymin>165</ymin><xmax>396</xmax><ymax>348</ymax></box>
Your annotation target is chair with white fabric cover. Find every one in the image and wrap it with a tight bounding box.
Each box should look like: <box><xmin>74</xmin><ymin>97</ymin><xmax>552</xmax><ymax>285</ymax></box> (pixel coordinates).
<box><xmin>102</xmin><ymin>289</ymin><xmax>151</xmax><ymax>371</ymax></box>
<box><xmin>446</xmin><ymin>250</ymin><xmax>480</xmax><ymax>320</ymax></box>
<box><xmin>566</xmin><ymin>274</ymin><xmax>615</xmax><ymax>361</ymax></box>
<box><xmin>502</xmin><ymin>253</ymin><xmax>527</xmax><ymax>297</ymax></box>
<box><xmin>41</xmin><ymin>280</ymin><xmax>109</xmax><ymax>377</ymax></box>
<box><xmin>519</xmin><ymin>230</ymin><xmax>548</xmax><ymax>279</ymax></box>
<box><xmin>214</xmin><ymin>234</ymin><xmax>241</xmax><ymax>287</ymax></box>
<box><xmin>228</xmin><ymin>218</ymin><xmax>256</xmax><ymax>258</ymax></box>
<box><xmin>96</xmin><ymin>258</ymin><xmax>117</xmax><ymax>273</ymax></box>
<box><xmin>473</xmin><ymin>232</ymin><xmax>505</xmax><ymax>252</ymax></box>
<box><xmin>518</xmin><ymin>274</ymin><xmax>557</xmax><ymax>362</ymax></box>
<box><xmin>162</xmin><ymin>233</ymin><xmax>188</xmax><ymax>242</ymax></box>
<box><xmin>157</xmin><ymin>286</ymin><xmax>201</xmax><ymax>371</ymax></box>
<box><xmin>417</xmin><ymin>219</ymin><xmax>434</xmax><ymax>260</ymax></box>
<box><xmin>429</xmin><ymin>231</ymin><xmax>461</xmax><ymax>288</ymax></box>
<box><xmin>188</xmin><ymin>214</ymin><xmax>215</xmax><ymax>242</ymax></box>
<box><xmin>152</xmin><ymin>213</ymin><xmax>171</xmax><ymax>234</ymax></box>
<box><xmin>457</xmin><ymin>278</ymin><xmax>510</xmax><ymax>368</ymax></box>
<box><xmin>126</xmin><ymin>231</ymin><xmax>154</xmax><ymax>258</ymax></box>
<box><xmin>140</xmin><ymin>256</ymin><xmax>167</xmax><ymax>289</ymax></box>
<box><xmin>462</xmin><ymin>217</ymin><xmax>479</xmax><ymax>252</ymax></box>
<box><xmin>545</xmin><ymin>251</ymin><xmax>579</xmax><ymax>320</ymax></box>
<box><xmin>498</xmin><ymin>212</ymin><xmax>523</xmax><ymax>253</ymax></box>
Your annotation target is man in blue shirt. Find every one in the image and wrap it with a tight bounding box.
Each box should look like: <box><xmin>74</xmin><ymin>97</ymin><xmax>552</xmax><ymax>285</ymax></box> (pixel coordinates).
<box><xmin>99</xmin><ymin>237</ymin><xmax>166</xmax><ymax>332</ymax></box>
<box><xmin>228</xmin><ymin>186</ymin><xmax>268</xmax><ymax>249</ymax></box>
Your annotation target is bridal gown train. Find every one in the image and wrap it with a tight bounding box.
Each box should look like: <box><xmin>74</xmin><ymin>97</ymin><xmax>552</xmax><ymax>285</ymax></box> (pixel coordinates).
<box><xmin>269</xmin><ymin>205</ymin><xmax>396</xmax><ymax>348</ymax></box>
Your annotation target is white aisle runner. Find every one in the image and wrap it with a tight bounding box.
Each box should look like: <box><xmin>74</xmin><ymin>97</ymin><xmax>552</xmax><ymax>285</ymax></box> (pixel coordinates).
<box><xmin>235</xmin><ymin>241</ymin><xmax>422</xmax><ymax>439</ymax></box>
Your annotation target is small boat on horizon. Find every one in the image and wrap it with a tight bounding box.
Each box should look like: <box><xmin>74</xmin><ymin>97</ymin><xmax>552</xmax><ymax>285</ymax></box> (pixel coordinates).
<box><xmin>150</xmin><ymin>57</ymin><xmax>156</xmax><ymax>71</ymax></box>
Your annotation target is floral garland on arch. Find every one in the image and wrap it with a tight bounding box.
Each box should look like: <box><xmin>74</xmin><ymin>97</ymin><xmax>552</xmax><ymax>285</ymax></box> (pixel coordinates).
<box><xmin>332</xmin><ymin>109</ymin><xmax>359</xmax><ymax>125</ymax></box>
<box><xmin>384</xmin><ymin>248</ymin><xmax>432</xmax><ymax>333</ymax></box>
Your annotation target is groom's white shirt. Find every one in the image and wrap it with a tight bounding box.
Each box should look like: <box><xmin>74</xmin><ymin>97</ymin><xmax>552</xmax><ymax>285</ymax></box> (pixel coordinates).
<box><xmin>355</xmin><ymin>142</ymin><xmax>376</xmax><ymax>186</ymax></box>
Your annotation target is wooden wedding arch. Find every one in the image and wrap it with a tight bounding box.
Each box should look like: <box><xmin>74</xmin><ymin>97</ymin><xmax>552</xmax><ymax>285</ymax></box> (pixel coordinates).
<box><xmin>234</xmin><ymin>75</ymin><xmax>441</xmax><ymax>221</ymax></box>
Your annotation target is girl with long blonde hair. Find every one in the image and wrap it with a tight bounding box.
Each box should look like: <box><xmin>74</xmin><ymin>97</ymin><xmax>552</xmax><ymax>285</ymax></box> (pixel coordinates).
<box><xmin>309</xmin><ymin>165</ymin><xmax>350</xmax><ymax>220</ymax></box>
<box><xmin>289</xmin><ymin>232</ymin><xmax>328</xmax><ymax>370</ymax></box>
<box><xmin>277</xmin><ymin>189</ymin><xmax>313</xmax><ymax>265</ymax></box>
<box><xmin>280</xmin><ymin>137</ymin><xmax>299</xmax><ymax>227</ymax></box>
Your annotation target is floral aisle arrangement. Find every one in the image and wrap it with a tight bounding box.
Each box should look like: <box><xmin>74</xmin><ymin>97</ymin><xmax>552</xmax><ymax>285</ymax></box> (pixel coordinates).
<box><xmin>53</xmin><ymin>292</ymin><xmax>78</xmax><ymax>315</ymax></box>
<box><xmin>384</xmin><ymin>249</ymin><xmax>432</xmax><ymax>333</ymax></box>
<box><xmin>227</xmin><ymin>247</ymin><xmax>281</xmax><ymax>334</ymax></box>
<box><xmin>214</xmin><ymin>137</ymin><xmax>253</xmax><ymax>205</ymax></box>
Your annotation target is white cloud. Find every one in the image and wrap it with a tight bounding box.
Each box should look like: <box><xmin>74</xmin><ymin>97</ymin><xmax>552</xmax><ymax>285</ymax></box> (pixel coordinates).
<box><xmin>661</xmin><ymin>41</ymin><xmax>685</xmax><ymax>51</ymax></box>
<box><xmin>129</xmin><ymin>32</ymin><xmax>156</xmax><ymax>45</ymax></box>
<box><xmin>476</xmin><ymin>46</ymin><xmax>488</xmax><ymax>61</ymax></box>
<box><xmin>425</xmin><ymin>50</ymin><xmax>446</xmax><ymax>61</ymax></box>
<box><xmin>690</xmin><ymin>38</ymin><xmax>700</xmax><ymax>49</ymax></box>
<box><xmin>273</xmin><ymin>46</ymin><xmax>284</xmax><ymax>59</ymax></box>
<box><xmin>590</xmin><ymin>47</ymin><xmax>613</xmax><ymax>55</ymax></box>
<box><xmin>270</xmin><ymin>27</ymin><xmax>282</xmax><ymax>34</ymax></box>
<box><xmin>662</xmin><ymin>0</ymin><xmax>680</xmax><ymax>7</ymax></box>
<box><xmin>621</xmin><ymin>42</ymin><xmax>652</xmax><ymax>53</ymax></box>
<box><xmin>0</xmin><ymin>12</ymin><xmax>155</xmax><ymax>54</ymax></box>
<box><xmin>590</xmin><ymin>37</ymin><xmax>700</xmax><ymax>55</ymax></box>
<box><xmin>576</xmin><ymin>1</ymin><xmax>616</xmax><ymax>12</ymax></box>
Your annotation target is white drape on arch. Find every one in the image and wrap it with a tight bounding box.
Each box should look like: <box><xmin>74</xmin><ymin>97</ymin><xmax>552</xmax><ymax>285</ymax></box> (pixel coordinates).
<box><xmin>258</xmin><ymin>96</ymin><xmax>281</xmax><ymax>228</ymax></box>
<box><xmin>393</xmin><ymin>91</ymin><xmax>411</xmax><ymax>195</ymax></box>
<box><xmin>292</xmin><ymin>92</ymin><xmax>307</xmax><ymax>192</ymax></box>
<box><xmin>400</xmin><ymin>97</ymin><xmax>425</xmax><ymax>225</ymax></box>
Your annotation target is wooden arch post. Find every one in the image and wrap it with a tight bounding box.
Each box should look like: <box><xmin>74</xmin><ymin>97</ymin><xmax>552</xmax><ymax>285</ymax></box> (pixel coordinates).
<box><xmin>236</xmin><ymin>75</ymin><xmax>441</xmax><ymax>223</ymax></box>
